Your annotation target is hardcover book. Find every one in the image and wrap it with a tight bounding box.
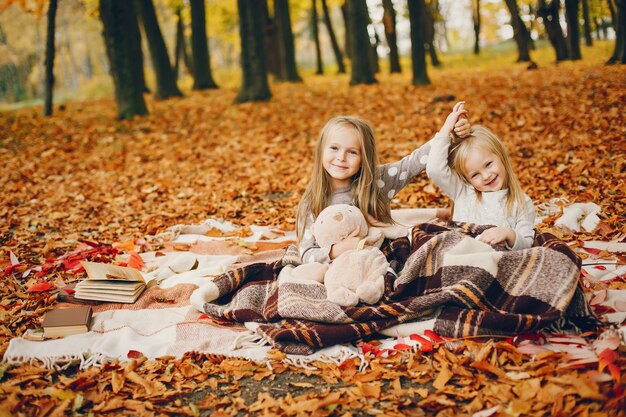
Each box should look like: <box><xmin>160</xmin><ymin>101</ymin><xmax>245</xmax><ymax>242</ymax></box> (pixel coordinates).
<box><xmin>42</xmin><ymin>306</ymin><xmax>92</xmax><ymax>338</ymax></box>
<box><xmin>74</xmin><ymin>261</ymin><xmax>146</xmax><ymax>303</ymax></box>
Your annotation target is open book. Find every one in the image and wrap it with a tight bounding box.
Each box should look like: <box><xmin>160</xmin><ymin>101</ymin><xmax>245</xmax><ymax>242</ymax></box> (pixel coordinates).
<box><xmin>75</xmin><ymin>261</ymin><xmax>146</xmax><ymax>303</ymax></box>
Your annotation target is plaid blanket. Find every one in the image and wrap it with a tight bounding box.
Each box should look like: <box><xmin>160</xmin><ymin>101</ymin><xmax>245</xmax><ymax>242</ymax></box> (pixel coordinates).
<box><xmin>201</xmin><ymin>222</ymin><xmax>597</xmax><ymax>355</ymax></box>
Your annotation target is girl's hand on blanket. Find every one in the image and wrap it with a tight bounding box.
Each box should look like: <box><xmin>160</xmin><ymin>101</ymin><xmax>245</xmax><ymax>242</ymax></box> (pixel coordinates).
<box><xmin>476</xmin><ymin>227</ymin><xmax>516</xmax><ymax>248</ymax></box>
<box><xmin>330</xmin><ymin>236</ymin><xmax>361</xmax><ymax>260</ymax></box>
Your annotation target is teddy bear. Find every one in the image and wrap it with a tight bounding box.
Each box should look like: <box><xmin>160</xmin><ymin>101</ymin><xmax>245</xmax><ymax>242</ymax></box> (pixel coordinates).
<box><xmin>280</xmin><ymin>204</ymin><xmax>407</xmax><ymax>307</ymax></box>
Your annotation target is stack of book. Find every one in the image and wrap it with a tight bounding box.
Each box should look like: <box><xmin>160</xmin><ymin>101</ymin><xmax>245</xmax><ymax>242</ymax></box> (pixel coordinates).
<box><xmin>74</xmin><ymin>261</ymin><xmax>146</xmax><ymax>303</ymax></box>
<box><xmin>41</xmin><ymin>306</ymin><xmax>93</xmax><ymax>338</ymax></box>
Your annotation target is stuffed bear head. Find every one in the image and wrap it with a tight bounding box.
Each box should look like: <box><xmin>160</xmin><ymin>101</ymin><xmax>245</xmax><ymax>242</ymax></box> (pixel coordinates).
<box><xmin>312</xmin><ymin>204</ymin><xmax>369</xmax><ymax>248</ymax></box>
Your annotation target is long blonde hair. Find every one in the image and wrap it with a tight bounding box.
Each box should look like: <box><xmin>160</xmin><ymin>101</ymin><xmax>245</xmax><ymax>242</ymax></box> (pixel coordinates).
<box><xmin>296</xmin><ymin>116</ymin><xmax>391</xmax><ymax>241</ymax></box>
<box><xmin>448</xmin><ymin>125</ymin><xmax>526</xmax><ymax>216</ymax></box>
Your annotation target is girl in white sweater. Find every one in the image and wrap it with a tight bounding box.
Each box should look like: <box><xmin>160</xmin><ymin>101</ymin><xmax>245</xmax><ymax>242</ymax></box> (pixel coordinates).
<box><xmin>426</xmin><ymin>102</ymin><xmax>536</xmax><ymax>250</ymax></box>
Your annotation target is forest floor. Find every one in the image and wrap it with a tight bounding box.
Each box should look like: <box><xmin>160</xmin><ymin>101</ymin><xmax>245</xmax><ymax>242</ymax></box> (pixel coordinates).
<box><xmin>1</xmin><ymin>59</ymin><xmax>625</xmax><ymax>416</ymax></box>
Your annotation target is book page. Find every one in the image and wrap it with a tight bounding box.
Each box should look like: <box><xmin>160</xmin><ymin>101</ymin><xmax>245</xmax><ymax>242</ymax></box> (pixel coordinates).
<box><xmin>81</xmin><ymin>261</ymin><xmax>145</xmax><ymax>282</ymax></box>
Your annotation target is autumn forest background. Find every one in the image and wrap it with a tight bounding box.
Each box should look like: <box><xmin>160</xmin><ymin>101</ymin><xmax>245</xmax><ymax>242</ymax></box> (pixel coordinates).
<box><xmin>0</xmin><ymin>0</ymin><xmax>625</xmax><ymax>415</ymax></box>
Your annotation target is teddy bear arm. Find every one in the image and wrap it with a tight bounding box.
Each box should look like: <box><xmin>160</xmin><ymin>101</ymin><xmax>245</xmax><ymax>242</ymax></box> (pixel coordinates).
<box><xmin>327</xmin><ymin>286</ymin><xmax>360</xmax><ymax>307</ymax></box>
<box><xmin>355</xmin><ymin>275</ymin><xmax>384</xmax><ymax>305</ymax></box>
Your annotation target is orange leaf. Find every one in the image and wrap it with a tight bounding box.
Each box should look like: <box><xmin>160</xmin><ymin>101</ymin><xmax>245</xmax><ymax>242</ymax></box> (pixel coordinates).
<box><xmin>127</xmin><ymin>251</ymin><xmax>145</xmax><ymax>271</ymax></box>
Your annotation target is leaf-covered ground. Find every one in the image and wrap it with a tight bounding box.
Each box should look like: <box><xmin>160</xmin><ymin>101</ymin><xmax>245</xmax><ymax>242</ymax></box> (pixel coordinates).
<box><xmin>1</xmin><ymin>62</ymin><xmax>625</xmax><ymax>416</ymax></box>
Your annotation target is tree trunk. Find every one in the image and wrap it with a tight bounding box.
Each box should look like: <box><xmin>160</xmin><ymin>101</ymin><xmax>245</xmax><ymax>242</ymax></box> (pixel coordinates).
<box><xmin>564</xmin><ymin>0</ymin><xmax>582</xmax><ymax>60</ymax></box>
<box><xmin>236</xmin><ymin>0</ymin><xmax>271</xmax><ymax>103</ymax></box>
<box><xmin>407</xmin><ymin>0</ymin><xmax>430</xmax><ymax>86</ymax></box>
<box><xmin>382</xmin><ymin>0</ymin><xmax>401</xmax><ymax>73</ymax></box>
<box><xmin>44</xmin><ymin>0</ymin><xmax>58</xmax><ymax>116</ymax></box>
<box><xmin>274</xmin><ymin>0</ymin><xmax>302</xmax><ymax>82</ymax></box>
<box><xmin>347</xmin><ymin>0</ymin><xmax>376</xmax><ymax>85</ymax></box>
<box><xmin>190</xmin><ymin>0</ymin><xmax>218</xmax><ymax>89</ymax></box>
<box><xmin>607</xmin><ymin>0</ymin><xmax>626</xmax><ymax>64</ymax></box>
<box><xmin>135</xmin><ymin>0</ymin><xmax>183</xmax><ymax>98</ymax></box>
<box><xmin>582</xmin><ymin>0</ymin><xmax>593</xmax><ymax>45</ymax></box>
<box><xmin>472</xmin><ymin>0</ymin><xmax>481</xmax><ymax>55</ymax></box>
<box><xmin>341</xmin><ymin>2</ymin><xmax>352</xmax><ymax>60</ymax></box>
<box><xmin>503</xmin><ymin>0</ymin><xmax>533</xmax><ymax>62</ymax></box>
<box><xmin>174</xmin><ymin>7</ymin><xmax>192</xmax><ymax>79</ymax></box>
<box><xmin>424</xmin><ymin>2</ymin><xmax>441</xmax><ymax>67</ymax></box>
<box><xmin>538</xmin><ymin>0</ymin><xmax>570</xmax><ymax>61</ymax></box>
<box><xmin>367</xmin><ymin>12</ymin><xmax>380</xmax><ymax>73</ymax></box>
<box><xmin>607</xmin><ymin>0</ymin><xmax>617</xmax><ymax>31</ymax></box>
<box><xmin>260</xmin><ymin>0</ymin><xmax>280</xmax><ymax>77</ymax></box>
<box><xmin>320</xmin><ymin>0</ymin><xmax>346</xmax><ymax>73</ymax></box>
<box><xmin>100</xmin><ymin>0</ymin><xmax>148</xmax><ymax>119</ymax></box>
<box><xmin>312</xmin><ymin>0</ymin><xmax>324</xmax><ymax>74</ymax></box>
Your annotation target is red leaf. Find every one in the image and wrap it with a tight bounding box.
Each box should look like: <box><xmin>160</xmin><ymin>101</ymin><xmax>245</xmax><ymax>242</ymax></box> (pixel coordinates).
<box><xmin>127</xmin><ymin>350</ymin><xmax>144</xmax><ymax>359</ymax></box>
<box><xmin>27</xmin><ymin>282</ymin><xmax>53</xmax><ymax>293</ymax></box>
<box><xmin>198</xmin><ymin>314</ymin><xmax>209</xmax><ymax>320</ymax></box>
<box><xmin>594</xmin><ymin>265</ymin><xmax>607</xmax><ymax>270</ymax></box>
<box><xmin>64</xmin><ymin>288</ymin><xmax>76</xmax><ymax>295</ymax></box>
<box><xmin>409</xmin><ymin>334</ymin><xmax>434</xmax><ymax>352</ymax></box>
<box><xmin>424</xmin><ymin>330</ymin><xmax>444</xmax><ymax>342</ymax></box>
<box><xmin>393</xmin><ymin>343</ymin><xmax>413</xmax><ymax>351</ymax></box>
<box><xmin>582</xmin><ymin>247</ymin><xmax>602</xmax><ymax>255</ymax></box>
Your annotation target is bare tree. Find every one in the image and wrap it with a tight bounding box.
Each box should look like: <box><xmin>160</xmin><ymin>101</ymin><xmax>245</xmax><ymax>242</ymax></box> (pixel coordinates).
<box><xmin>472</xmin><ymin>0</ymin><xmax>481</xmax><ymax>55</ymax></box>
<box><xmin>135</xmin><ymin>0</ymin><xmax>183</xmax><ymax>98</ymax></box>
<box><xmin>503</xmin><ymin>0</ymin><xmax>534</xmax><ymax>64</ymax></box>
<box><xmin>320</xmin><ymin>0</ymin><xmax>346</xmax><ymax>73</ymax></box>
<box><xmin>44</xmin><ymin>0</ymin><xmax>58</xmax><ymax>116</ymax></box>
<box><xmin>100</xmin><ymin>0</ymin><xmax>148</xmax><ymax>119</ymax></box>
<box><xmin>407</xmin><ymin>0</ymin><xmax>430</xmax><ymax>86</ymax></box>
<box><xmin>564</xmin><ymin>0</ymin><xmax>582</xmax><ymax>60</ymax></box>
<box><xmin>312</xmin><ymin>0</ymin><xmax>324</xmax><ymax>74</ymax></box>
<box><xmin>537</xmin><ymin>0</ymin><xmax>570</xmax><ymax>61</ymax></box>
<box><xmin>347</xmin><ymin>0</ymin><xmax>376</xmax><ymax>84</ymax></box>
<box><xmin>236</xmin><ymin>0</ymin><xmax>271</xmax><ymax>102</ymax></box>
<box><xmin>382</xmin><ymin>0</ymin><xmax>401</xmax><ymax>73</ymax></box>
<box><xmin>190</xmin><ymin>0</ymin><xmax>218</xmax><ymax>89</ymax></box>
<box><xmin>275</xmin><ymin>0</ymin><xmax>302</xmax><ymax>82</ymax></box>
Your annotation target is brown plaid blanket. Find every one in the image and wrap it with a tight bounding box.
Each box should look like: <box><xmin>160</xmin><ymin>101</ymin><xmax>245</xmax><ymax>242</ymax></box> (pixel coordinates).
<box><xmin>201</xmin><ymin>222</ymin><xmax>596</xmax><ymax>355</ymax></box>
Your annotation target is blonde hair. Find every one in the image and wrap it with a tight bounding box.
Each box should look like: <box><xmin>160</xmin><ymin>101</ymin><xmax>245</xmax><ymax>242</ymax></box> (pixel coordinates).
<box><xmin>296</xmin><ymin>116</ymin><xmax>391</xmax><ymax>241</ymax></box>
<box><xmin>448</xmin><ymin>125</ymin><xmax>526</xmax><ymax>216</ymax></box>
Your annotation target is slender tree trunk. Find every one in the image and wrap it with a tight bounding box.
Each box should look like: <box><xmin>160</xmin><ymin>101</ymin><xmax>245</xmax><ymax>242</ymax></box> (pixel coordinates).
<box><xmin>582</xmin><ymin>0</ymin><xmax>593</xmax><ymax>45</ymax></box>
<box><xmin>607</xmin><ymin>0</ymin><xmax>617</xmax><ymax>31</ymax></box>
<box><xmin>472</xmin><ymin>0</ymin><xmax>481</xmax><ymax>55</ymax></box>
<box><xmin>312</xmin><ymin>0</ymin><xmax>324</xmax><ymax>74</ymax></box>
<box><xmin>424</xmin><ymin>2</ymin><xmax>441</xmax><ymax>67</ymax></box>
<box><xmin>407</xmin><ymin>0</ymin><xmax>430</xmax><ymax>86</ymax></box>
<box><xmin>190</xmin><ymin>0</ymin><xmax>218</xmax><ymax>89</ymax></box>
<box><xmin>100</xmin><ymin>0</ymin><xmax>148</xmax><ymax>119</ymax></box>
<box><xmin>274</xmin><ymin>0</ymin><xmax>302</xmax><ymax>82</ymax></box>
<box><xmin>347</xmin><ymin>0</ymin><xmax>376</xmax><ymax>85</ymax></box>
<box><xmin>367</xmin><ymin>12</ymin><xmax>380</xmax><ymax>73</ymax></box>
<box><xmin>341</xmin><ymin>2</ymin><xmax>352</xmax><ymax>60</ymax></box>
<box><xmin>260</xmin><ymin>0</ymin><xmax>280</xmax><ymax>77</ymax></box>
<box><xmin>135</xmin><ymin>0</ymin><xmax>183</xmax><ymax>98</ymax></box>
<box><xmin>320</xmin><ymin>0</ymin><xmax>346</xmax><ymax>73</ymax></box>
<box><xmin>607</xmin><ymin>0</ymin><xmax>626</xmax><ymax>64</ymax></box>
<box><xmin>564</xmin><ymin>0</ymin><xmax>582</xmax><ymax>60</ymax></box>
<box><xmin>503</xmin><ymin>0</ymin><xmax>533</xmax><ymax>63</ymax></box>
<box><xmin>382</xmin><ymin>0</ymin><xmax>401</xmax><ymax>73</ymax></box>
<box><xmin>236</xmin><ymin>0</ymin><xmax>271</xmax><ymax>102</ymax></box>
<box><xmin>538</xmin><ymin>0</ymin><xmax>570</xmax><ymax>61</ymax></box>
<box><xmin>44</xmin><ymin>0</ymin><xmax>58</xmax><ymax>116</ymax></box>
<box><xmin>62</xmin><ymin>24</ymin><xmax>79</xmax><ymax>91</ymax></box>
<box><xmin>174</xmin><ymin>7</ymin><xmax>192</xmax><ymax>79</ymax></box>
